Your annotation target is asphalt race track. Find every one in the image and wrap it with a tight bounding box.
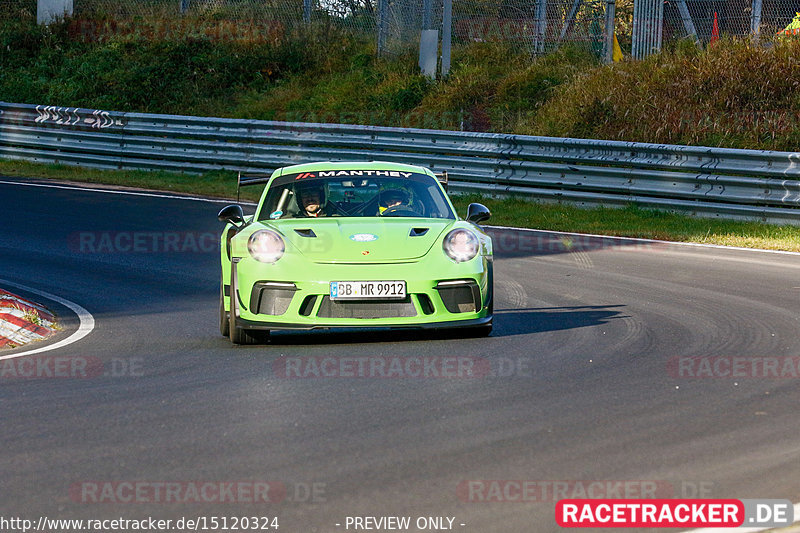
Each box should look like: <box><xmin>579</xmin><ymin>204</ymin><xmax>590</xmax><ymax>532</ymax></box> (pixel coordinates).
<box><xmin>1</xmin><ymin>176</ymin><xmax>799</xmax><ymax>532</ymax></box>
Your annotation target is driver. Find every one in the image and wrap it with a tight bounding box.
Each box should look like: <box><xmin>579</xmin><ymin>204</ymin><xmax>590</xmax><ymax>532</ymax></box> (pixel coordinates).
<box><xmin>295</xmin><ymin>182</ymin><xmax>328</xmax><ymax>217</ymax></box>
<box><xmin>378</xmin><ymin>189</ymin><xmax>410</xmax><ymax>214</ymax></box>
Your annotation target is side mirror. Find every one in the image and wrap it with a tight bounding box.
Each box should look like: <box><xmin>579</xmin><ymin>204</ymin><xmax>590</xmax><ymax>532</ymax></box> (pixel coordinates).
<box><xmin>466</xmin><ymin>203</ymin><xmax>491</xmax><ymax>225</ymax></box>
<box><xmin>218</xmin><ymin>204</ymin><xmax>245</xmax><ymax>227</ymax></box>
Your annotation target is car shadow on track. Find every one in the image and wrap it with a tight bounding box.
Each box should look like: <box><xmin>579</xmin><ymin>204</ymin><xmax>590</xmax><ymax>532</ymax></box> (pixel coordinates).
<box><xmin>493</xmin><ymin>304</ymin><xmax>626</xmax><ymax>336</ymax></box>
<box><xmin>256</xmin><ymin>304</ymin><xmax>626</xmax><ymax>346</ymax></box>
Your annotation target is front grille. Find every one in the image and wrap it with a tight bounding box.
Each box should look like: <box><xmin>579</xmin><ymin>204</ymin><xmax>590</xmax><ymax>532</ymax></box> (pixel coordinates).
<box><xmin>250</xmin><ymin>282</ymin><xmax>296</xmax><ymax>316</ymax></box>
<box><xmin>317</xmin><ymin>296</ymin><xmax>417</xmax><ymax>319</ymax></box>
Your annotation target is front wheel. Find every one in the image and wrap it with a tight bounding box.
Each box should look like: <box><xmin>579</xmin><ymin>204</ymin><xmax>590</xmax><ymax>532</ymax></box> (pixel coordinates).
<box><xmin>229</xmin><ymin>317</ymin><xmax>270</xmax><ymax>345</ymax></box>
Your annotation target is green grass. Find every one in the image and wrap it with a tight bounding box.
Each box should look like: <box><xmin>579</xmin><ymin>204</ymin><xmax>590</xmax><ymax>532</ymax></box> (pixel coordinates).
<box><xmin>2</xmin><ymin>160</ymin><xmax>798</xmax><ymax>251</ymax></box>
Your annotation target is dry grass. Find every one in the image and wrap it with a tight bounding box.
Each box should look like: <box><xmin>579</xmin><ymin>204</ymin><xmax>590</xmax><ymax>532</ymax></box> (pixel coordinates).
<box><xmin>530</xmin><ymin>37</ymin><xmax>800</xmax><ymax>150</ymax></box>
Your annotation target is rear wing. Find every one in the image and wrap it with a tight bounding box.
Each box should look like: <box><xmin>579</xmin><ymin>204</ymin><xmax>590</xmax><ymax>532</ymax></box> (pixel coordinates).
<box><xmin>238</xmin><ymin>171</ymin><xmax>273</xmax><ymax>188</ymax></box>
<box><xmin>435</xmin><ymin>171</ymin><xmax>448</xmax><ymax>192</ymax></box>
<box><xmin>236</xmin><ymin>171</ymin><xmax>273</xmax><ymax>203</ymax></box>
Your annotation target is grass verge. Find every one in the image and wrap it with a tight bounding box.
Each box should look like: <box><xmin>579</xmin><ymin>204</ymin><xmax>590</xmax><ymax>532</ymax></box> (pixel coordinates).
<box><xmin>2</xmin><ymin>159</ymin><xmax>799</xmax><ymax>252</ymax></box>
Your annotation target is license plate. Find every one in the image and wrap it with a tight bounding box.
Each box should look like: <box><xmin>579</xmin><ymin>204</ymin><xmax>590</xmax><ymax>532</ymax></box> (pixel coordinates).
<box><xmin>330</xmin><ymin>281</ymin><xmax>406</xmax><ymax>300</ymax></box>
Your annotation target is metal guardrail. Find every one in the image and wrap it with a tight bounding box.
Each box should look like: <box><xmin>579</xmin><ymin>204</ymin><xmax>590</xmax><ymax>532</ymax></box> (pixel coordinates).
<box><xmin>1</xmin><ymin>101</ymin><xmax>800</xmax><ymax>224</ymax></box>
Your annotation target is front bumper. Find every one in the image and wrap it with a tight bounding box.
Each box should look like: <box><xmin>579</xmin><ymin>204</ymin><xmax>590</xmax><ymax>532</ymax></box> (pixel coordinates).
<box><xmin>236</xmin><ymin>315</ymin><xmax>492</xmax><ymax>331</ymax></box>
<box><xmin>226</xmin><ymin>254</ymin><xmax>492</xmax><ymax>331</ymax></box>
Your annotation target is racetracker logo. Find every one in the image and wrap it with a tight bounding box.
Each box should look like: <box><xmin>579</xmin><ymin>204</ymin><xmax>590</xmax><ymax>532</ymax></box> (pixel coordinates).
<box><xmin>69</xmin><ymin>482</ymin><xmax>291</xmax><ymax>504</ymax></box>
<box><xmin>0</xmin><ymin>356</ymin><xmax>144</xmax><ymax>379</ymax></box>
<box><xmin>668</xmin><ymin>356</ymin><xmax>800</xmax><ymax>378</ymax></box>
<box><xmin>556</xmin><ymin>499</ymin><xmax>745</xmax><ymax>528</ymax></box>
<box><xmin>70</xmin><ymin>232</ymin><xmax>218</xmax><ymax>254</ymax></box>
<box><xmin>69</xmin><ymin>481</ymin><xmax>326</xmax><ymax>504</ymax></box>
<box><xmin>457</xmin><ymin>480</ymin><xmax>675</xmax><ymax>502</ymax></box>
<box><xmin>274</xmin><ymin>356</ymin><xmax>490</xmax><ymax>378</ymax></box>
<box><xmin>486</xmin><ymin>228</ymin><xmax>665</xmax><ymax>258</ymax></box>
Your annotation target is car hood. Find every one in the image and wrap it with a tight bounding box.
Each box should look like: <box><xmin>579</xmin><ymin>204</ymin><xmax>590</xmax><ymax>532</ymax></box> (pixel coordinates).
<box><xmin>269</xmin><ymin>218</ymin><xmax>455</xmax><ymax>263</ymax></box>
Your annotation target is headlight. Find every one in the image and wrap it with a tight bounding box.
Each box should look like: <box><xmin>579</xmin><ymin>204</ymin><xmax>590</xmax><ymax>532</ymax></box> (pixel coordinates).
<box><xmin>248</xmin><ymin>229</ymin><xmax>285</xmax><ymax>263</ymax></box>
<box><xmin>443</xmin><ymin>229</ymin><xmax>479</xmax><ymax>263</ymax></box>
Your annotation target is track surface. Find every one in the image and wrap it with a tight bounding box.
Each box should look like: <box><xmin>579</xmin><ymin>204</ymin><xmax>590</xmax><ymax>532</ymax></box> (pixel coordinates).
<box><xmin>1</xmin><ymin>177</ymin><xmax>799</xmax><ymax>532</ymax></box>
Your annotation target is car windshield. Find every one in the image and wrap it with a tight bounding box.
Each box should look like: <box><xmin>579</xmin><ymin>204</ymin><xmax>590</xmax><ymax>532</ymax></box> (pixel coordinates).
<box><xmin>257</xmin><ymin>171</ymin><xmax>455</xmax><ymax>221</ymax></box>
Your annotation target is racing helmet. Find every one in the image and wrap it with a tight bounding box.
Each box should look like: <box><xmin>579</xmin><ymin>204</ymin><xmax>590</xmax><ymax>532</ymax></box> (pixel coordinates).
<box><xmin>294</xmin><ymin>180</ymin><xmax>326</xmax><ymax>209</ymax></box>
<box><xmin>379</xmin><ymin>188</ymin><xmax>410</xmax><ymax>208</ymax></box>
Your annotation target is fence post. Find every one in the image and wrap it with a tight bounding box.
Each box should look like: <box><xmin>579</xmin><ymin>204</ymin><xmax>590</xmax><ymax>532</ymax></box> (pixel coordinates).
<box><xmin>422</xmin><ymin>0</ymin><xmax>432</xmax><ymax>30</ymax></box>
<box><xmin>559</xmin><ymin>0</ymin><xmax>582</xmax><ymax>42</ymax></box>
<box><xmin>303</xmin><ymin>0</ymin><xmax>312</xmax><ymax>23</ymax></box>
<box><xmin>441</xmin><ymin>0</ymin><xmax>452</xmax><ymax>76</ymax></box>
<box><xmin>675</xmin><ymin>0</ymin><xmax>699</xmax><ymax>42</ymax></box>
<box><xmin>603</xmin><ymin>0</ymin><xmax>616</xmax><ymax>63</ymax></box>
<box><xmin>377</xmin><ymin>0</ymin><xmax>388</xmax><ymax>55</ymax></box>
<box><xmin>534</xmin><ymin>0</ymin><xmax>548</xmax><ymax>54</ymax></box>
<box><xmin>179</xmin><ymin>0</ymin><xmax>189</xmax><ymax>14</ymax></box>
<box><xmin>750</xmin><ymin>0</ymin><xmax>763</xmax><ymax>39</ymax></box>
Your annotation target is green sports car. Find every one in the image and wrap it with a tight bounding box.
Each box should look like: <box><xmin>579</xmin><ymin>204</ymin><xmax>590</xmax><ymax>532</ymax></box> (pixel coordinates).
<box><xmin>218</xmin><ymin>161</ymin><xmax>493</xmax><ymax>344</ymax></box>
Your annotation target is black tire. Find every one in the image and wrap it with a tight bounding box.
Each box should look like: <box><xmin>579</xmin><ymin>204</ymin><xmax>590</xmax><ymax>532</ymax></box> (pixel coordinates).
<box><xmin>228</xmin><ymin>262</ymin><xmax>270</xmax><ymax>345</ymax></box>
<box><xmin>230</xmin><ymin>315</ymin><xmax>270</xmax><ymax>345</ymax></box>
<box><xmin>219</xmin><ymin>284</ymin><xmax>230</xmax><ymax>337</ymax></box>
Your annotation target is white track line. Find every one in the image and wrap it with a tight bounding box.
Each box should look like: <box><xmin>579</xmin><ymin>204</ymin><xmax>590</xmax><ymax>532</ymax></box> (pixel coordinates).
<box><xmin>0</xmin><ymin>280</ymin><xmax>95</xmax><ymax>361</ymax></box>
<box><xmin>485</xmin><ymin>225</ymin><xmax>800</xmax><ymax>256</ymax></box>
<box><xmin>0</xmin><ymin>179</ymin><xmax>257</xmax><ymax>206</ymax></box>
<box><xmin>684</xmin><ymin>502</ymin><xmax>800</xmax><ymax>533</ymax></box>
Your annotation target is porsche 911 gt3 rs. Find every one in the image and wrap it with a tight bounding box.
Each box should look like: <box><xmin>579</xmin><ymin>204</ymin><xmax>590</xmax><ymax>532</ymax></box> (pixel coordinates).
<box><xmin>218</xmin><ymin>161</ymin><xmax>493</xmax><ymax>344</ymax></box>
